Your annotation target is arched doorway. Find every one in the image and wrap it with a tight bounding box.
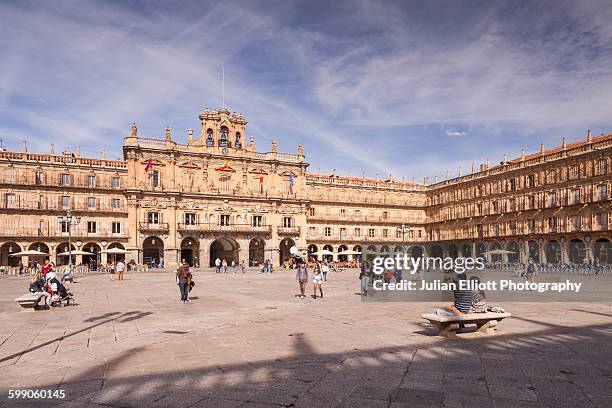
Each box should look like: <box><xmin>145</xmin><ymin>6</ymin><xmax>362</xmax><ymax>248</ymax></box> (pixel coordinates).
<box><xmin>108</xmin><ymin>243</ymin><xmax>126</xmax><ymax>263</ymax></box>
<box><xmin>307</xmin><ymin>244</ymin><xmax>318</xmax><ymax>261</ymax></box>
<box><xmin>249</xmin><ymin>238</ymin><xmax>265</xmax><ymax>266</ymax></box>
<box><xmin>210</xmin><ymin>237</ymin><xmax>240</xmax><ymax>266</ymax></box>
<box><xmin>410</xmin><ymin>246</ymin><xmax>424</xmax><ymax>259</ymax></box>
<box><xmin>448</xmin><ymin>244</ymin><xmax>458</xmax><ymax>259</ymax></box>
<box><xmin>83</xmin><ymin>242</ymin><xmax>100</xmax><ymax>268</ymax></box>
<box><xmin>380</xmin><ymin>245</ymin><xmax>390</xmax><ymax>255</ymax></box>
<box><xmin>430</xmin><ymin>245</ymin><xmax>443</xmax><ymax>259</ymax></box>
<box><xmin>366</xmin><ymin>245</ymin><xmax>377</xmax><ymax>261</ymax></box>
<box><xmin>476</xmin><ymin>243</ymin><xmax>486</xmax><ymax>259</ymax></box>
<box><xmin>56</xmin><ymin>242</ymin><xmax>76</xmax><ymax>265</ymax></box>
<box><xmin>353</xmin><ymin>245</ymin><xmax>362</xmax><ymax>261</ymax></box>
<box><xmin>507</xmin><ymin>242</ymin><xmax>520</xmax><ymax>263</ymax></box>
<box><xmin>28</xmin><ymin>242</ymin><xmax>50</xmax><ymax>265</ymax></box>
<box><xmin>181</xmin><ymin>237</ymin><xmax>199</xmax><ymax>267</ymax></box>
<box><xmin>322</xmin><ymin>244</ymin><xmax>333</xmax><ymax>263</ymax></box>
<box><xmin>593</xmin><ymin>238</ymin><xmax>611</xmax><ymax>265</ymax></box>
<box><xmin>338</xmin><ymin>245</ymin><xmax>348</xmax><ymax>262</ymax></box>
<box><xmin>527</xmin><ymin>240</ymin><xmax>540</xmax><ymax>263</ymax></box>
<box><xmin>143</xmin><ymin>237</ymin><xmax>163</xmax><ymax>267</ymax></box>
<box><xmin>461</xmin><ymin>244</ymin><xmax>471</xmax><ymax>258</ymax></box>
<box><xmin>545</xmin><ymin>241</ymin><xmax>561</xmax><ymax>264</ymax></box>
<box><xmin>1</xmin><ymin>242</ymin><xmax>21</xmax><ymax>266</ymax></box>
<box><xmin>279</xmin><ymin>238</ymin><xmax>296</xmax><ymax>265</ymax></box>
<box><xmin>568</xmin><ymin>239</ymin><xmax>586</xmax><ymax>264</ymax></box>
<box><xmin>490</xmin><ymin>242</ymin><xmax>502</xmax><ymax>263</ymax></box>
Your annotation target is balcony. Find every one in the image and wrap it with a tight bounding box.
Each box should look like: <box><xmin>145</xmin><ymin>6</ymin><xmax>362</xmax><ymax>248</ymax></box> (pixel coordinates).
<box><xmin>0</xmin><ymin>226</ymin><xmax>128</xmax><ymax>239</ymax></box>
<box><xmin>277</xmin><ymin>226</ymin><xmax>300</xmax><ymax>235</ymax></box>
<box><xmin>0</xmin><ymin>174</ymin><xmax>124</xmax><ymax>190</ymax></box>
<box><xmin>0</xmin><ymin>200</ymin><xmax>127</xmax><ymax>213</ymax></box>
<box><xmin>177</xmin><ymin>223</ymin><xmax>271</xmax><ymax>234</ymax></box>
<box><xmin>138</xmin><ymin>222</ymin><xmax>170</xmax><ymax>232</ymax></box>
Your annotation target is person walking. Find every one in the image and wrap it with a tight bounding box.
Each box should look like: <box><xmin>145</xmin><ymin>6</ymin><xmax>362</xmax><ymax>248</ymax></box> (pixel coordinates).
<box><xmin>222</xmin><ymin>259</ymin><xmax>228</xmax><ymax>273</ymax></box>
<box><xmin>240</xmin><ymin>259</ymin><xmax>246</xmax><ymax>273</ymax></box>
<box><xmin>321</xmin><ymin>262</ymin><xmax>329</xmax><ymax>282</ymax></box>
<box><xmin>296</xmin><ymin>261</ymin><xmax>308</xmax><ymax>299</ymax></box>
<box><xmin>359</xmin><ymin>260</ymin><xmax>370</xmax><ymax>296</ymax></box>
<box><xmin>215</xmin><ymin>257</ymin><xmax>221</xmax><ymax>273</ymax></box>
<box><xmin>116</xmin><ymin>259</ymin><xmax>125</xmax><ymax>281</ymax></box>
<box><xmin>232</xmin><ymin>260</ymin><xmax>237</xmax><ymax>273</ymax></box>
<box><xmin>313</xmin><ymin>267</ymin><xmax>323</xmax><ymax>299</ymax></box>
<box><xmin>176</xmin><ymin>262</ymin><xmax>190</xmax><ymax>302</ymax></box>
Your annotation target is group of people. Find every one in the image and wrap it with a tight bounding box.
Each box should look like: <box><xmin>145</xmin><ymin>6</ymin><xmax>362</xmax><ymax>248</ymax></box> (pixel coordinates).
<box><xmin>28</xmin><ymin>260</ymin><xmax>73</xmax><ymax>308</ymax></box>
<box><xmin>295</xmin><ymin>259</ymin><xmax>331</xmax><ymax>299</ymax></box>
<box><xmin>214</xmin><ymin>258</ymin><xmax>246</xmax><ymax>273</ymax></box>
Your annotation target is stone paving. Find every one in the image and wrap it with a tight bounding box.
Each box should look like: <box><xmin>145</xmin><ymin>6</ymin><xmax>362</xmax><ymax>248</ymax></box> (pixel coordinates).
<box><xmin>0</xmin><ymin>268</ymin><xmax>610</xmax><ymax>407</ymax></box>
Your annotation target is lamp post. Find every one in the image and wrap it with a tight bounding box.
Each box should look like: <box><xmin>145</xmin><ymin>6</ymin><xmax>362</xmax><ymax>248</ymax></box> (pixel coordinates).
<box><xmin>396</xmin><ymin>223</ymin><xmax>410</xmax><ymax>244</ymax></box>
<box><xmin>58</xmin><ymin>209</ymin><xmax>81</xmax><ymax>267</ymax></box>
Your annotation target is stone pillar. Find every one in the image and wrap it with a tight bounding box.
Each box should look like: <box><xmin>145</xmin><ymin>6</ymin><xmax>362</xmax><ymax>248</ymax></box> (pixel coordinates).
<box><xmin>199</xmin><ymin>238</ymin><xmax>209</xmax><ymax>268</ymax></box>
<box><xmin>164</xmin><ymin>248</ymin><xmax>179</xmax><ymax>269</ymax></box>
<box><xmin>540</xmin><ymin>246</ymin><xmax>547</xmax><ymax>264</ymax></box>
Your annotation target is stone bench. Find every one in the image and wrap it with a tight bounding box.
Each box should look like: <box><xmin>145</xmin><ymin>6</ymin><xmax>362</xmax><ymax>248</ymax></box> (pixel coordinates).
<box><xmin>15</xmin><ymin>293</ymin><xmax>47</xmax><ymax>310</ymax></box>
<box><xmin>422</xmin><ymin>312</ymin><xmax>511</xmax><ymax>338</ymax></box>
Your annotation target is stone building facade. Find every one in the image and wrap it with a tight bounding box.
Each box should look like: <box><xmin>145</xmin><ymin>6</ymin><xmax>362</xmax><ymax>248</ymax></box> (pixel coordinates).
<box><xmin>0</xmin><ymin>107</ymin><xmax>610</xmax><ymax>268</ymax></box>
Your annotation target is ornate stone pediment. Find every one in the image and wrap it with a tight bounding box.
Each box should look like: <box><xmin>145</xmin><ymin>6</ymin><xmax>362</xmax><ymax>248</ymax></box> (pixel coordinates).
<box><xmin>177</xmin><ymin>160</ymin><xmax>201</xmax><ymax>169</ymax></box>
<box><xmin>249</xmin><ymin>168</ymin><xmax>268</xmax><ymax>175</ymax></box>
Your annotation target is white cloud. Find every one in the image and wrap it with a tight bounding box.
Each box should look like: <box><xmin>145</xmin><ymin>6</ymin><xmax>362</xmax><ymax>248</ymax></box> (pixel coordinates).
<box><xmin>446</xmin><ymin>130</ymin><xmax>466</xmax><ymax>137</ymax></box>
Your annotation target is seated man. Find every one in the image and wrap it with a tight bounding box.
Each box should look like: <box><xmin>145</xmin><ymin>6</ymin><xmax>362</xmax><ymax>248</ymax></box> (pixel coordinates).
<box><xmin>29</xmin><ymin>276</ymin><xmax>51</xmax><ymax>308</ymax></box>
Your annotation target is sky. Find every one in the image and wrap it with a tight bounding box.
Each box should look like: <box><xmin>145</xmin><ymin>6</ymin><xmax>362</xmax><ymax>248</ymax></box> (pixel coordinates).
<box><xmin>1</xmin><ymin>0</ymin><xmax>612</xmax><ymax>182</ymax></box>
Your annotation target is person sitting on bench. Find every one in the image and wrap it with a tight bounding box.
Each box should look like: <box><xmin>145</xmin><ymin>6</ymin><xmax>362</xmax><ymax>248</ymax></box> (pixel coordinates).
<box><xmin>29</xmin><ymin>276</ymin><xmax>51</xmax><ymax>308</ymax></box>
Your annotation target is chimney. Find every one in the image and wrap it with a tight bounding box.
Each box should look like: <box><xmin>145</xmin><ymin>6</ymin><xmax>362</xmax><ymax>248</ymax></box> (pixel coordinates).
<box><xmin>562</xmin><ymin>136</ymin><xmax>567</xmax><ymax>150</ymax></box>
<box><xmin>587</xmin><ymin>129</ymin><xmax>592</xmax><ymax>143</ymax></box>
<box><xmin>540</xmin><ymin>143</ymin><xmax>545</xmax><ymax>155</ymax></box>
<box><xmin>471</xmin><ymin>162</ymin><xmax>475</xmax><ymax>173</ymax></box>
<box><xmin>187</xmin><ymin>129</ymin><xmax>193</xmax><ymax>143</ymax></box>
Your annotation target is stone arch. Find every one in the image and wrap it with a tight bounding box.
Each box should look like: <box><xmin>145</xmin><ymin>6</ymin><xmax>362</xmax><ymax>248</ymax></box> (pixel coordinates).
<box><xmin>307</xmin><ymin>244</ymin><xmax>318</xmax><ymax>261</ymax></box>
<box><xmin>322</xmin><ymin>244</ymin><xmax>333</xmax><ymax>262</ymax></box>
<box><xmin>593</xmin><ymin>238</ymin><xmax>611</xmax><ymax>265</ymax></box>
<box><xmin>143</xmin><ymin>236</ymin><xmax>164</xmax><ymax>267</ymax></box>
<box><xmin>490</xmin><ymin>242</ymin><xmax>502</xmax><ymax>263</ymax></box>
<box><xmin>338</xmin><ymin>244</ymin><xmax>348</xmax><ymax>262</ymax></box>
<box><xmin>506</xmin><ymin>241</ymin><xmax>520</xmax><ymax>263</ymax></box>
<box><xmin>448</xmin><ymin>244</ymin><xmax>459</xmax><ymax>259</ymax></box>
<box><xmin>28</xmin><ymin>242</ymin><xmax>51</xmax><ymax>265</ymax></box>
<box><xmin>353</xmin><ymin>245</ymin><xmax>362</xmax><ymax>260</ymax></box>
<box><xmin>568</xmin><ymin>238</ymin><xmax>586</xmax><ymax>264</ymax></box>
<box><xmin>527</xmin><ymin>240</ymin><xmax>540</xmax><ymax>263</ymax></box>
<box><xmin>430</xmin><ymin>245</ymin><xmax>444</xmax><ymax>259</ymax></box>
<box><xmin>250</xmin><ymin>238</ymin><xmax>265</xmax><ymax>265</ymax></box>
<box><xmin>545</xmin><ymin>240</ymin><xmax>561</xmax><ymax>264</ymax></box>
<box><xmin>181</xmin><ymin>237</ymin><xmax>200</xmax><ymax>267</ymax></box>
<box><xmin>461</xmin><ymin>244</ymin><xmax>472</xmax><ymax>258</ymax></box>
<box><xmin>0</xmin><ymin>242</ymin><xmax>22</xmax><ymax>267</ymax></box>
<box><xmin>210</xmin><ymin>237</ymin><xmax>239</xmax><ymax>266</ymax></box>
<box><xmin>279</xmin><ymin>238</ymin><xmax>296</xmax><ymax>265</ymax></box>
<box><xmin>410</xmin><ymin>246</ymin><xmax>424</xmax><ymax>259</ymax></box>
<box><xmin>83</xmin><ymin>242</ymin><xmax>101</xmax><ymax>266</ymax></box>
<box><xmin>56</xmin><ymin>242</ymin><xmax>76</xmax><ymax>265</ymax></box>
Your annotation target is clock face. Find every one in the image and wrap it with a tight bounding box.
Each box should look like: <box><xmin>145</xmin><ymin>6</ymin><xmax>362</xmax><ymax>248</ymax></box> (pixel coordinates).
<box><xmin>222</xmin><ymin>148</ymin><xmax>229</xmax><ymax>156</ymax></box>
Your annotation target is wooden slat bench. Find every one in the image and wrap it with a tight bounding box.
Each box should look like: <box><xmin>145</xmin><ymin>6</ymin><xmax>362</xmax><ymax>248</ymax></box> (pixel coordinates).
<box><xmin>15</xmin><ymin>293</ymin><xmax>47</xmax><ymax>310</ymax></box>
<box><xmin>422</xmin><ymin>312</ymin><xmax>511</xmax><ymax>338</ymax></box>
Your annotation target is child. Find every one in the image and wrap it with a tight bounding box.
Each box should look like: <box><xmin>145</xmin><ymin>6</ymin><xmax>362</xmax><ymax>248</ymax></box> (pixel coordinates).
<box><xmin>313</xmin><ymin>268</ymin><xmax>323</xmax><ymax>299</ymax></box>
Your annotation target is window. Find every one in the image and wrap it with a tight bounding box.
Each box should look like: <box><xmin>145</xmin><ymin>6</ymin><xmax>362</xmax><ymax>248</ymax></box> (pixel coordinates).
<box><xmin>368</xmin><ymin>228</ymin><xmax>375</xmax><ymax>238</ymax></box>
<box><xmin>87</xmin><ymin>197</ymin><xmax>96</xmax><ymax>208</ymax></box>
<box><xmin>509</xmin><ymin>178</ymin><xmax>517</xmax><ymax>191</ymax></box>
<box><xmin>87</xmin><ymin>175</ymin><xmax>96</xmax><ymax>188</ymax></box>
<box><xmin>509</xmin><ymin>221</ymin><xmax>517</xmax><ymax>234</ymax></box>
<box><xmin>354</xmin><ymin>228</ymin><xmax>361</xmax><ymax>236</ymax></box>
<box><xmin>382</xmin><ymin>229</ymin><xmax>388</xmax><ymax>238</ymax></box>
<box><xmin>509</xmin><ymin>198</ymin><xmax>516</xmax><ymax>212</ymax></box>
<box><xmin>60</xmin><ymin>173</ymin><xmax>70</xmax><ymax>186</ymax></box>
<box><xmin>396</xmin><ymin>229</ymin><xmax>402</xmax><ymax>238</ymax></box>
<box><xmin>111</xmin><ymin>198</ymin><xmax>121</xmax><ymax>209</ymax></box>
<box><xmin>340</xmin><ymin>227</ymin><xmax>346</xmax><ymax>238</ymax></box>
<box><xmin>37</xmin><ymin>194</ymin><xmax>44</xmax><ymax>209</ymax></box>
<box><xmin>340</xmin><ymin>208</ymin><xmax>346</xmax><ymax>216</ymax></box>
<box><xmin>528</xmin><ymin>195</ymin><xmax>535</xmax><ymax>209</ymax></box>
<box><xmin>418</xmin><ymin>230</ymin><xmax>422</xmax><ymax>238</ymax></box>
<box><xmin>308</xmin><ymin>226</ymin><xmax>316</xmax><ymax>237</ymax></box>
<box><xmin>547</xmin><ymin>192</ymin><xmax>556</xmax><ymax>207</ymax></box>
<box><xmin>527</xmin><ymin>174</ymin><xmax>535</xmax><ymax>188</ymax></box>
<box><xmin>527</xmin><ymin>219</ymin><xmax>535</xmax><ymax>232</ymax></box>
<box><xmin>235</xmin><ymin>132</ymin><xmax>242</xmax><ymax>148</ymax></box>
<box><xmin>112</xmin><ymin>222</ymin><xmax>121</xmax><ymax>234</ymax></box>
<box><xmin>309</xmin><ymin>208</ymin><xmax>315</xmax><ymax>216</ymax></box>
<box><xmin>252</xmin><ymin>215</ymin><xmax>262</xmax><ymax>227</ymax></box>
<box><xmin>382</xmin><ymin>211</ymin><xmax>388</xmax><ymax>220</ymax></box>
<box><xmin>324</xmin><ymin>227</ymin><xmax>331</xmax><ymax>237</ymax></box>
<box><xmin>594</xmin><ymin>159</ymin><xmax>606</xmax><ymax>176</ymax></box>
<box><xmin>596</xmin><ymin>212</ymin><xmax>608</xmax><ymax>229</ymax></box>
<box><xmin>35</xmin><ymin>171</ymin><xmax>44</xmax><ymax>185</ymax></box>
<box><xmin>548</xmin><ymin>217</ymin><xmax>557</xmax><ymax>231</ymax></box>
<box><xmin>476</xmin><ymin>203</ymin><xmax>483</xmax><ymax>215</ymax></box>
<box><xmin>4</xmin><ymin>193</ymin><xmax>16</xmax><ymax>208</ymax></box>
<box><xmin>571</xmin><ymin>189</ymin><xmax>580</xmax><ymax>204</ymax></box>
<box><xmin>596</xmin><ymin>185</ymin><xmax>608</xmax><ymax>200</ymax></box>
<box><xmin>219</xmin><ymin>175</ymin><xmax>230</xmax><ymax>193</ymax></box>
<box><xmin>61</xmin><ymin>195</ymin><xmax>70</xmax><ymax>208</ymax></box>
<box><xmin>570</xmin><ymin>215</ymin><xmax>581</xmax><ymax>231</ymax></box>
<box><xmin>60</xmin><ymin>220</ymin><xmax>68</xmax><ymax>233</ymax></box>
<box><xmin>569</xmin><ymin>165</ymin><xmax>579</xmax><ymax>180</ymax></box>
<box><xmin>220</xmin><ymin>214</ymin><xmax>230</xmax><ymax>226</ymax></box>
<box><xmin>219</xmin><ymin>126</ymin><xmax>229</xmax><ymax>147</ymax></box>
<box><xmin>206</xmin><ymin>129</ymin><xmax>214</xmax><ymax>146</ymax></box>
<box><xmin>546</xmin><ymin>170</ymin><xmax>555</xmax><ymax>184</ymax></box>
<box><xmin>354</xmin><ymin>209</ymin><xmax>361</xmax><ymax>218</ymax></box>
<box><xmin>409</xmin><ymin>230</ymin><xmax>415</xmax><ymax>239</ymax></box>
<box><xmin>152</xmin><ymin>170</ymin><xmax>160</xmax><ymax>188</ymax></box>
<box><xmin>493</xmin><ymin>201</ymin><xmax>499</xmax><ymax>213</ymax></box>
<box><xmin>283</xmin><ymin>217</ymin><xmax>293</xmax><ymax>227</ymax></box>
<box><xmin>185</xmin><ymin>213</ymin><xmax>197</xmax><ymax>225</ymax></box>
<box><xmin>147</xmin><ymin>212</ymin><xmax>159</xmax><ymax>224</ymax></box>
<box><xmin>87</xmin><ymin>221</ymin><xmax>97</xmax><ymax>234</ymax></box>
<box><xmin>111</xmin><ymin>177</ymin><xmax>120</xmax><ymax>188</ymax></box>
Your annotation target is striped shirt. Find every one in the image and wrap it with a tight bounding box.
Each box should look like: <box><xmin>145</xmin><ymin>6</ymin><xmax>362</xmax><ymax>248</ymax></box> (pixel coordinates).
<box><xmin>453</xmin><ymin>289</ymin><xmax>473</xmax><ymax>313</ymax></box>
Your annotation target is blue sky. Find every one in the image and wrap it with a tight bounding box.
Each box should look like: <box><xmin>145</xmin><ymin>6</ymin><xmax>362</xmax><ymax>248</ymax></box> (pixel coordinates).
<box><xmin>1</xmin><ymin>0</ymin><xmax>612</xmax><ymax>181</ymax></box>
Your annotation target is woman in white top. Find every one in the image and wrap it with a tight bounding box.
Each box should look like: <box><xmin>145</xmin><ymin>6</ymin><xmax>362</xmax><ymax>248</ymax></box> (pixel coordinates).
<box><xmin>312</xmin><ymin>266</ymin><xmax>323</xmax><ymax>299</ymax></box>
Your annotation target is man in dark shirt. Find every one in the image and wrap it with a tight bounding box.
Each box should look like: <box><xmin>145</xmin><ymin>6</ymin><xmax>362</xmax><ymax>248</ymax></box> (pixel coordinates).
<box><xmin>176</xmin><ymin>262</ymin><xmax>190</xmax><ymax>302</ymax></box>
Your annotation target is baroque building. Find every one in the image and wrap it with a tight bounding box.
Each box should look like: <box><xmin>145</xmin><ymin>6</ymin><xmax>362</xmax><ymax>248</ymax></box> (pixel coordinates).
<box><xmin>0</xmin><ymin>107</ymin><xmax>610</xmax><ymax>268</ymax></box>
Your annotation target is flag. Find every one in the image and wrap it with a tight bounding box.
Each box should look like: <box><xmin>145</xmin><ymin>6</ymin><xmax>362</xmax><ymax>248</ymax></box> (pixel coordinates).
<box><xmin>289</xmin><ymin>174</ymin><xmax>294</xmax><ymax>193</ymax></box>
<box><xmin>144</xmin><ymin>159</ymin><xmax>153</xmax><ymax>173</ymax></box>
<box><xmin>215</xmin><ymin>161</ymin><xmax>233</xmax><ymax>171</ymax></box>
<box><xmin>260</xmin><ymin>176</ymin><xmax>264</xmax><ymax>194</ymax></box>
